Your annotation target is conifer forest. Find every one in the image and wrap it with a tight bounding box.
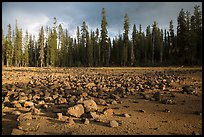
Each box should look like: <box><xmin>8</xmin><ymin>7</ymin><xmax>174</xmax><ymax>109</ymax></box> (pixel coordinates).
<box><xmin>2</xmin><ymin>5</ymin><xmax>202</xmax><ymax>67</ymax></box>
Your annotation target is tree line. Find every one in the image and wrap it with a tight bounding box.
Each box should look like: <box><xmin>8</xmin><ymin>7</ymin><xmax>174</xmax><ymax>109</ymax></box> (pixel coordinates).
<box><xmin>2</xmin><ymin>5</ymin><xmax>202</xmax><ymax>67</ymax></box>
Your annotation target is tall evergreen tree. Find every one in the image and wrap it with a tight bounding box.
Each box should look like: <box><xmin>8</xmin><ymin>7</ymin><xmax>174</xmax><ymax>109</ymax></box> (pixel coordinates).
<box><xmin>2</xmin><ymin>29</ymin><xmax>5</xmax><ymax>66</ymax></box>
<box><xmin>132</xmin><ymin>24</ymin><xmax>137</xmax><ymax>66</ymax></box>
<box><xmin>38</xmin><ymin>26</ymin><xmax>44</xmax><ymax>67</ymax></box>
<box><xmin>5</xmin><ymin>24</ymin><xmax>12</xmax><ymax>66</ymax></box>
<box><xmin>177</xmin><ymin>9</ymin><xmax>187</xmax><ymax>64</ymax></box>
<box><xmin>23</xmin><ymin>30</ymin><xmax>29</xmax><ymax>66</ymax></box>
<box><xmin>123</xmin><ymin>13</ymin><xmax>130</xmax><ymax>66</ymax></box>
<box><xmin>100</xmin><ymin>8</ymin><xmax>108</xmax><ymax>66</ymax></box>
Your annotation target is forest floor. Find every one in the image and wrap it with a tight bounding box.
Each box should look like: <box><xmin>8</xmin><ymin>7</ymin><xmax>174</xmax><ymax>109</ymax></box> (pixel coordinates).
<box><xmin>2</xmin><ymin>67</ymin><xmax>202</xmax><ymax>135</ymax></box>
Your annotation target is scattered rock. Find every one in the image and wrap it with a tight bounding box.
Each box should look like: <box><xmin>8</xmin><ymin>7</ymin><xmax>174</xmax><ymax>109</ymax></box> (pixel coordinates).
<box><xmin>111</xmin><ymin>100</ymin><xmax>117</xmax><ymax>105</ymax></box>
<box><xmin>84</xmin><ymin>118</ymin><xmax>90</xmax><ymax>125</ymax></box>
<box><xmin>90</xmin><ymin>112</ymin><xmax>100</xmax><ymax>119</ymax></box>
<box><xmin>57</xmin><ymin>113</ymin><xmax>63</xmax><ymax>120</ymax></box>
<box><xmin>192</xmin><ymin>131</ymin><xmax>200</xmax><ymax>135</ymax></box>
<box><xmin>194</xmin><ymin>111</ymin><xmax>202</xmax><ymax>116</ymax></box>
<box><xmin>109</xmin><ymin>120</ymin><xmax>119</xmax><ymax>127</ymax></box>
<box><xmin>123</xmin><ymin>113</ymin><xmax>131</xmax><ymax>117</ymax></box>
<box><xmin>161</xmin><ymin>98</ymin><xmax>176</xmax><ymax>105</ymax></box>
<box><xmin>182</xmin><ymin>86</ymin><xmax>195</xmax><ymax>94</ymax></box>
<box><xmin>163</xmin><ymin>109</ymin><xmax>170</xmax><ymax>113</ymax></box>
<box><xmin>12</xmin><ymin>101</ymin><xmax>22</xmax><ymax>108</ymax></box>
<box><xmin>12</xmin><ymin>111</ymin><xmax>21</xmax><ymax>115</ymax></box>
<box><xmin>67</xmin><ymin>104</ymin><xmax>84</xmax><ymax>118</ymax></box>
<box><xmin>96</xmin><ymin>98</ymin><xmax>107</xmax><ymax>106</ymax></box>
<box><xmin>18</xmin><ymin>120</ymin><xmax>40</xmax><ymax>131</ymax></box>
<box><xmin>11</xmin><ymin>128</ymin><xmax>25</xmax><ymax>135</ymax></box>
<box><xmin>138</xmin><ymin>109</ymin><xmax>145</xmax><ymax>113</ymax></box>
<box><xmin>153</xmin><ymin>92</ymin><xmax>162</xmax><ymax>101</ymax></box>
<box><xmin>23</xmin><ymin>101</ymin><xmax>34</xmax><ymax>108</ymax></box>
<box><xmin>103</xmin><ymin>108</ymin><xmax>114</xmax><ymax>116</ymax></box>
<box><xmin>86</xmin><ymin>82</ymin><xmax>96</xmax><ymax>88</ymax></box>
<box><xmin>31</xmin><ymin>108</ymin><xmax>40</xmax><ymax>115</ymax></box>
<box><xmin>65</xmin><ymin>117</ymin><xmax>75</xmax><ymax>126</ymax></box>
<box><xmin>83</xmin><ymin>99</ymin><xmax>98</xmax><ymax>112</ymax></box>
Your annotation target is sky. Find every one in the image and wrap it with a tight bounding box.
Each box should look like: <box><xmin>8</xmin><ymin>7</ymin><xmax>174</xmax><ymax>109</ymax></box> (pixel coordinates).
<box><xmin>2</xmin><ymin>2</ymin><xmax>202</xmax><ymax>40</ymax></box>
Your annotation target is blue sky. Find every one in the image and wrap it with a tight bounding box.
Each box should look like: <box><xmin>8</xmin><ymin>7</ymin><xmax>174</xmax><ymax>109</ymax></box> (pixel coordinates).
<box><xmin>2</xmin><ymin>2</ymin><xmax>202</xmax><ymax>39</ymax></box>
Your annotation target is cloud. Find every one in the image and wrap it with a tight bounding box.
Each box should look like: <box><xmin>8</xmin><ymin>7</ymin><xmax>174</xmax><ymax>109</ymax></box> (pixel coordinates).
<box><xmin>2</xmin><ymin>2</ymin><xmax>202</xmax><ymax>40</ymax></box>
<box><xmin>3</xmin><ymin>9</ymin><xmax>49</xmax><ymax>39</ymax></box>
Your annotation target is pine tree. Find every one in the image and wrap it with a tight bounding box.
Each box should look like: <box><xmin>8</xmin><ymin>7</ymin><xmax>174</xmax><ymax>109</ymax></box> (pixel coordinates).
<box><xmin>160</xmin><ymin>29</ymin><xmax>163</xmax><ymax>64</ymax></box>
<box><xmin>2</xmin><ymin>29</ymin><xmax>5</xmax><ymax>66</ymax></box>
<box><xmin>53</xmin><ymin>17</ymin><xmax>58</xmax><ymax>66</ymax></box>
<box><xmin>123</xmin><ymin>13</ymin><xmax>130</xmax><ymax>66</ymax></box>
<box><xmin>81</xmin><ymin>21</ymin><xmax>88</xmax><ymax>66</ymax></box>
<box><xmin>58</xmin><ymin>24</ymin><xmax>66</xmax><ymax>67</ymax></box>
<box><xmin>68</xmin><ymin>37</ymin><xmax>73</xmax><ymax>67</ymax></box>
<box><xmin>193</xmin><ymin>5</ymin><xmax>202</xmax><ymax>65</ymax></box>
<box><xmin>132</xmin><ymin>24</ymin><xmax>137</xmax><ymax>66</ymax></box>
<box><xmin>28</xmin><ymin>35</ymin><xmax>33</xmax><ymax>66</ymax></box>
<box><xmin>152</xmin><ymin>22</ymin><xmax>157</xmax><ymax>65</ymax></box>
<box><xmin>64</xmin><ymin>29</ymin><xmax>69</xmax><ymax>66</ymax></box>
<box><xmin>100</xmin><ymin>8</ymin><xmax>108</xmax><ymax>66</ymax></box>
<box><xmin>169</xmin><ymin>20</ymin><xmax>174</xmax><ymax>64</ymax></box>
<box><xmin>145</xmin><ymin>25</ymin><xmax>152</xmax><ymax>65</ymax></box>
<box><xmin>95</xmin><ymin>28</ymin><xmax>100</xmax><ymax>66</ymax></box>
<box><xmin>5</xmin><ymin>25</ymin><xmax>12</xmax><ymax>66</ymax></box>
<box><xmin>177</xmin><ymin>9</ymin><xmax>187</xmax><ymax>64</ymax></box>
<box><xmin>38</xmin><ymin>26</ymin><xmax>44</xmax><ymax>67</ymax></box>
<box><xmin>76</xmin><ymin>26</ymin><xmax>80</xmax><ymax>66</ymax></box>
<box><xmin>13</xmin><ymin>20</ymin><xmax>22</xmax><ymax>67</ymax></box>
<box><xmin>24</xmin><ymin>30</ymin><xmax>29</xmax><ymax>66</ymax></box>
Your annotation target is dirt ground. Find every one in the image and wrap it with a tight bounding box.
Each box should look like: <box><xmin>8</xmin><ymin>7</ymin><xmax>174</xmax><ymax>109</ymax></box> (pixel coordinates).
<box><xmin>2</xmin><ymin>67</ymin><xmax>202</xmax><ymax>135</ymax></box>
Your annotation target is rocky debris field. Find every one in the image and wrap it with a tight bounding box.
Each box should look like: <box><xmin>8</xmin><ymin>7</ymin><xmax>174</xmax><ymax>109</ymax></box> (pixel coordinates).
<box><xmin>2</xmin><ymin>67</ymin><xmax>202</xmax><ymax>135</ymax></box>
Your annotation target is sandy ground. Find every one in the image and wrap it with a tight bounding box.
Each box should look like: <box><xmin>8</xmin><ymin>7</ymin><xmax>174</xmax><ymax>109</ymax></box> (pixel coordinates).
<box><xmin>2</xmin><ymin>67</ymin><xmax>202</xmax><ymax>135</ymax></box>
